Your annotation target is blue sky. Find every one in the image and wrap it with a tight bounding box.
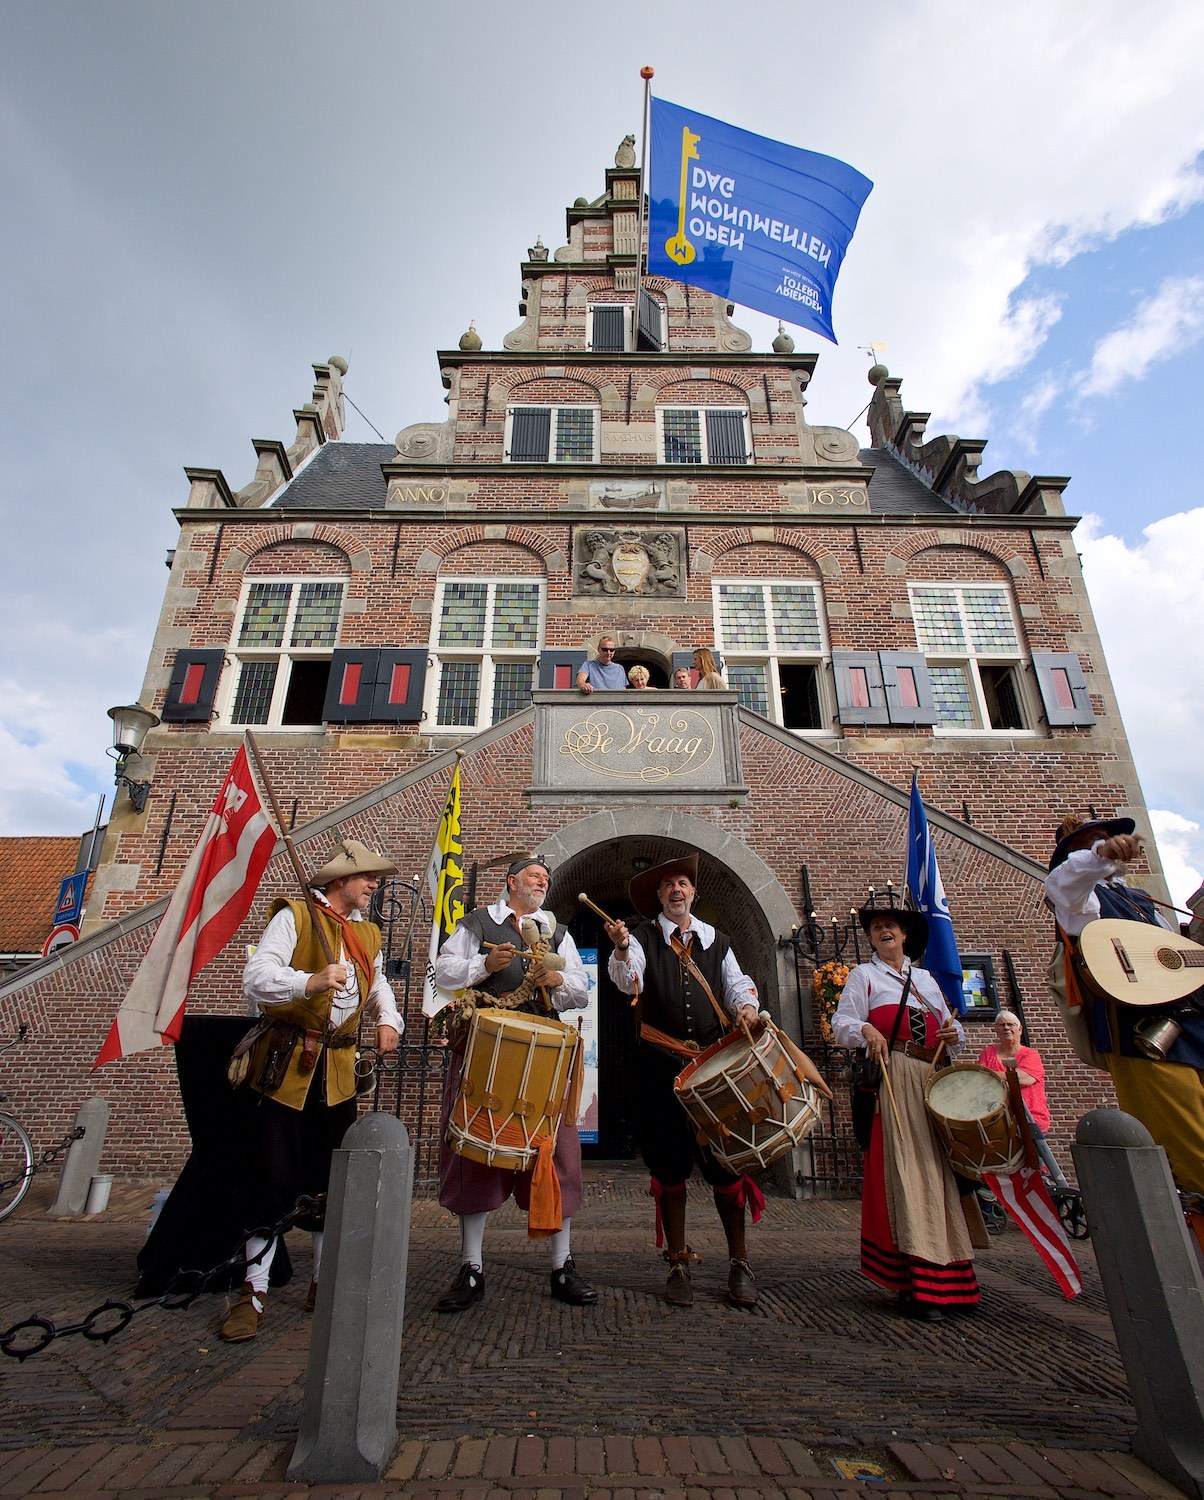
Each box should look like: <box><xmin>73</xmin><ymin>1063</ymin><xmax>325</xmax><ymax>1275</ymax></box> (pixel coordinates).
<box><xmin>1</xmin><ymin>0</ymin><xmax>1202</xmax><ymax>900</ymax></box>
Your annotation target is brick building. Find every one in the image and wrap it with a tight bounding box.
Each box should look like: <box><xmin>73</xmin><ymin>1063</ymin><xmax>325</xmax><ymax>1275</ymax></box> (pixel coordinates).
<box><xmin>0</xmin><ymin>138</ymin><xmax>1164</xmax><ymax>1185</ymax></box>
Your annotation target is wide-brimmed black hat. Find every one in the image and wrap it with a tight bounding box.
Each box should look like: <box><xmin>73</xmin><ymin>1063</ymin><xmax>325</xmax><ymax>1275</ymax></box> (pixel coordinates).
<box><xmin>629</xmin><ymin>852</ymin><xmax>700</xmax><ymax>919</ymax></box>
<box><xmin>857</xmin><ymin>898</ymin><xmax>929</xmax><ymax>961</ymax></box>
<box><xmin>1048</xmin><ymin>815</ymin><xmax>1135</xmax><ymax>871</ymax></box>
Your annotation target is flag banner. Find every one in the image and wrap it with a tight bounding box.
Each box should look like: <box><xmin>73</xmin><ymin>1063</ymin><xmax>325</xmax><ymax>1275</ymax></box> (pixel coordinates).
<box><xmin>647</xmin><ymin>97</ymin><xmax>872</xmax><ymax>344</ymax></box>
<box><xmin>981</xmin><ymin>1168</ymin><xmax>1083</xmax><ymax>1299</ymax></box>
<box><xmin>906</xmin><ymin>773</ymin><xmax>966</xmax><ymax>1015</ymax></box>
<box><xmin>94</xmin><ymin>744</ymin><xmax>277</xmax><ymax>1066</ymax></box>
<box><xmin>422</xmin><ymin>762</ymin><xmax>465</xmax><ymax>1018</ymax></box>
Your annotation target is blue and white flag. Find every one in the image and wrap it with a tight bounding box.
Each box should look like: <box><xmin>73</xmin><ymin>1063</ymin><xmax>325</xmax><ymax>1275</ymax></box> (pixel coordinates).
<box><xmin>647</xmin><ymin>97</ymin><xmax>872</xmax><ymax>344</ymax></box>
<box><xmin>905</xmin><ymin>774</ymin><xmax>966</xmax><ymax>1015</ymax></box>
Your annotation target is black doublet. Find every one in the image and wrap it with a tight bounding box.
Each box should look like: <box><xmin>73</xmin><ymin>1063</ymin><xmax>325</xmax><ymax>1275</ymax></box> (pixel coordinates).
<box><xmin>458</xmin><ymin>908</ymin><xmax>567</xmax><ymax>1017</ymax></box>
<box><xmin>632</xmin><ymin>919</ymin><xmax>733</xmax><ymax>1046</ymax></box>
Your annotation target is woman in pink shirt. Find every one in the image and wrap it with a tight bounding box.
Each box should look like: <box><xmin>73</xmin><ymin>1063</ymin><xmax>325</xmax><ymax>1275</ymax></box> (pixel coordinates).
<box><xmin>977</xmin><ymin>1011</ymin><xmax>1068</xmax><ymax>1187</ymax></box>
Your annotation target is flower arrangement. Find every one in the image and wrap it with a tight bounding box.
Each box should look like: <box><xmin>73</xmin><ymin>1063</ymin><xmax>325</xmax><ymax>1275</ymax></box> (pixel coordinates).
<box><xmin>811</xmin><ymin>959</ymin><xmax>850</xmax><ymax>1042</ymax></box>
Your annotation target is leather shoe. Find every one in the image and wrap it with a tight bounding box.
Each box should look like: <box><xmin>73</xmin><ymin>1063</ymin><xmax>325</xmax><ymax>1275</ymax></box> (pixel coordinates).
<box><xmin>219</xmin><ymin>1283</ymin><xmax>265</xmax><ymax>1342</ymax></box>
<box><xmin>897</xmin><ymin>1291</ymin><xmax>943</xmax><ymax>1322</ymax></box>
<box><xmin>437</xmin><ymin>1262</ymin><xmax>484</xmax><ymax>1314</ymax></box>
<box><xmin>550</xmin><ymin>1255</ymin><xmax>597</xmax><ymax>1305</ymax></box>
<box><xmin>726</xmin><ymin>1258</ymin><xmax>758</xmax><ymax>1308</ymax></box>
<box><xmin>664</xmin><ymin>1257</ymin><xmax>694</xmax><ymax>1308</ymax></box>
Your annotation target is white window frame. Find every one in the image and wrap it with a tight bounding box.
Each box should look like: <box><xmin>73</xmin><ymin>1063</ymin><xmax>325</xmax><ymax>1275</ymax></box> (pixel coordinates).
<box><xmin>503</xmin><ymin>404</ymin><xmax>599</xmax><ymax>463</ymax></box>
<box><xmin>588</xmin><ymin>300</ymin><xmax>665</xmax><ymax>352</ymax></box>
<box><xmin>426</xmin><ymin>577</ymin><xmax>545</xmax><ymax>731</ymax></box>
<box><xmin>217</xmin><ymin>575</ymin><xmax>347</xmax><ymax>729</ymax></box>
<box><xmin>908</xmin><ymin>581</ymin><xmax>1036</xmax><ymax>735</ymax></box>
<box><xmin>656</xmin><ymin>406</ymin><xmax>751</xmax><ymax>465</ymax></box>
<box><xmin>713</xmin><ymin>579</ymin><xmax>829</xmax><ymax>732</ymax></box>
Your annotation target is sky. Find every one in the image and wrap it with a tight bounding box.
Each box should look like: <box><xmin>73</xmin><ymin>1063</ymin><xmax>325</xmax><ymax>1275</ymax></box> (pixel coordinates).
<box><xmin>1</xmin><ymin>1</ymin><xmax>1202</xmax><ymax>901</ymax></box>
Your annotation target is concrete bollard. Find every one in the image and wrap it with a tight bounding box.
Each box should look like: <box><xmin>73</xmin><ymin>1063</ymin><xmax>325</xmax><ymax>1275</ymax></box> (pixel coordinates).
<box><xmin>287</xmin><ymin>1112</ymin><xmax>414</xmax><ymax>1484</ymax></box>
<box><xmin>1072</xmin><ymin>1108</ymin><xmax>1204</xmax><ymax>1500</ymax></box>
<box><xmin>46</xmin><ymin>1097</ymin><xmax>110</xmax><ymax>1218</ymax></box>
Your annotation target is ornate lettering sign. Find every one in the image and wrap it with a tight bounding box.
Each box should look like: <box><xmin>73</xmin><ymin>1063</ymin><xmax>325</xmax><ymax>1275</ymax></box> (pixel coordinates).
<box><xmin>559</xmin><ymin>706</ymin><xmax>716</xmax><ymax>782</ymax></box>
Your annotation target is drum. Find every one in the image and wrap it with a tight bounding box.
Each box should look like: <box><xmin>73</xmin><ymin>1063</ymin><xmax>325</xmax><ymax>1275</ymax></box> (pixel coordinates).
<box><xmin>924</xmin><ymin>1062</ymin><xmax>1025</xmax><ymax>1180</ymax></box>
<box><xmin>448</xmin><ymin>1008</ymin><xmax>579</xmax><ymax>1172</ymax></box>
<box><xmin>673</xmin><ymin>1020</ymin><xmax>824</xmax><ymax>1174</ymax></box>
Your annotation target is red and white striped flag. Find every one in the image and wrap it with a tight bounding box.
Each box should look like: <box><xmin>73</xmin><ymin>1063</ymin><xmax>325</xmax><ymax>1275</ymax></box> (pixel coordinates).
<box><xmin>981</xmin><ymin>1167</ymin><xmax>1082</xmax><ymax>1299</ymax></box>
<box><xmin>94</xmin><ymin>744</ymin><xmax>277</xmax><ymax>1066</ymax></box>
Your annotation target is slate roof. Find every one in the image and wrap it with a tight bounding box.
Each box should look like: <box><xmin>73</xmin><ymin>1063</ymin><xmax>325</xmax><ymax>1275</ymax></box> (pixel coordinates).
<box><xmin>269</xmin><ymin>439</ymin><xmax>953</xmax><ymax>515</ymax></box>
<box><xmin>0</xmin><ymin>837</ymin><xmax>83</xmax><ymax>955</ymax></box>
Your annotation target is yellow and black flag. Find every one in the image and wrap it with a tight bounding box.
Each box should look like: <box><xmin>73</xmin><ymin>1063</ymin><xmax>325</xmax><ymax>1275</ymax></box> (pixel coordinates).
<box><xmin>422</xmin><ymin>761</ymin><xmax>465</xmax><ymax>1017</ymax></box>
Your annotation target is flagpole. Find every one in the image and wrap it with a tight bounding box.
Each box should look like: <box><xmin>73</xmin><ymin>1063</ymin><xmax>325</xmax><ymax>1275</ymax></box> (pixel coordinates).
<box><xmin>635</xmin><ymin>64</ymin><xmax>654</xmax><ymax>310</ymax></box>
<box><xmin>244</xmin><ymin>731</ymin><xmax>338</xmax><ymax>967</ymax></box>
<box><xmin>399</xmin><ymin>750</ymin><xmax>466</xmax><ymax>961</ymax></box>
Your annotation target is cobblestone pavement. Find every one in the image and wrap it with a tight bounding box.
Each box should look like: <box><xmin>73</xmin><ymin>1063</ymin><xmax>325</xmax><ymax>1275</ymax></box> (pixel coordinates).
<box><xmin>0</xmin><ymin>1165</ymin><xmax>1187</xmax><ymax>1497</ymax></box>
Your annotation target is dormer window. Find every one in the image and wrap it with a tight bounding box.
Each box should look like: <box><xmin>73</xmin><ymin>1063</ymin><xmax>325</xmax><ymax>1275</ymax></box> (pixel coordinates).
<box><xmin>505</xmin><ymin>405</ymin><xmax>598</xmax><ymax>463</ymax></box>
<box><xmin>659</xmin><ymin>407</ymin><xmax>750</xmax><ymax>464</ymax></box>
<box><xmin>589</xmin><ymin>288</ymin><xmax>665</xmax><ymax>352</ymax></box>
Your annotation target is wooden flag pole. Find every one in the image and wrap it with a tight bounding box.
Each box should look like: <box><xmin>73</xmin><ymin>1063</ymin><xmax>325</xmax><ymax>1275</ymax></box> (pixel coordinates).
<box><xmin>400</xmin><ymin>750</ymin><xmax>466</xmax><ymax>962</ymax></box>
<box><xmin>244</xmin><ymin>730</ymin><xmax>337</xmax><ymax>967</ymax></box>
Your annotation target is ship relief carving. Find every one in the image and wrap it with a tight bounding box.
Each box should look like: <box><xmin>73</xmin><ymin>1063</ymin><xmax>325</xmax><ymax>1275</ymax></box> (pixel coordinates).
<box><xmin>574</xmin><ymin>527</ymin><xmax>685</xmax><ymax>597</ymax></box>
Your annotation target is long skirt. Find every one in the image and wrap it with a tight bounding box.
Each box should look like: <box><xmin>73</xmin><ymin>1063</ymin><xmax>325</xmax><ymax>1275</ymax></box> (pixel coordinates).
<box><xmin>860</xmin><ymin>1052</ymin><xmax>979</xmax><ymax>1310</ymax></box>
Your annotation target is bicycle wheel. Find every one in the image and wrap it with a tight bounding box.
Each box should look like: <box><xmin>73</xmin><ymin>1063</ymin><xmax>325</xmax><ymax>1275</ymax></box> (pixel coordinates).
<box><xmin>0</xmin><ymin>1111</ymin><xmax>35</xmax><ymax>1220</ymax></box>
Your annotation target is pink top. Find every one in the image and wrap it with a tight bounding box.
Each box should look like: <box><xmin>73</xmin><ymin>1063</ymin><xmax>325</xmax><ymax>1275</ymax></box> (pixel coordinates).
<box><xmin>977</xmin><ymin>1042</ymin><xmax>1050</xmax><ymax>1133</ymax></box>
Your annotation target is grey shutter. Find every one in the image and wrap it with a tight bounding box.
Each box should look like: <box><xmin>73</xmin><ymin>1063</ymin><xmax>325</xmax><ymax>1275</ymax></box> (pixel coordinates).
<box><xmin>371</xmin><ymin>649</ymin><xmax>428</xmax><ymax>722</ymax></box>
<box><xmin>1032</xmin><ymin>650</ymin><xmax>1096</xmax><ymax>726</ymax></box>
<box><xmin>322</xmin><ymin>649</ymin><xmax>379</xmax><ymax>723</ymax></box>
<box><xmin>509</xmin><ymin>407</ymin><xmax>551</xmax><ymax>461</ymax></box>
<box><xmin>833</xmin><ymin>650</ymin><xmax>888</xmax><ymax>725</ymax></box>
<box><xmin>636</xmin><ymin>288</ymin><xmax>663</xmax><ymax>351</ymax></box>
<box><xmin>161</xmin><ymin>648</ymin><xmax>225</xmax><ymax>723</ymax></box>
<box><xmin>592</xmin><ymin>306</ymin><xmax>626</xmax><ymax>351</ymax></box>
<box><xmin>538</xmin><ymin>650</ymin><xmax>586</xmax><ymax>689</ymax></box>
<box><xmin>705</xmin><ymin>409</ymin><xmax>747</xmax><ymax>463</ymax></box>
<box><xmin>880</xmin><ymin>651</ymin><xmax>938</xmax><ymax>726</ymax></box>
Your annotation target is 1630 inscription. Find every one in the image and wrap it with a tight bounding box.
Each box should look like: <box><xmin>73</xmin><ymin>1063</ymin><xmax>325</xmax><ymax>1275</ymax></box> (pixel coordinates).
<box><xmin>558</xmin><ymin>707</ymin><xmax>717</xmax><ymax>782</ymax></box>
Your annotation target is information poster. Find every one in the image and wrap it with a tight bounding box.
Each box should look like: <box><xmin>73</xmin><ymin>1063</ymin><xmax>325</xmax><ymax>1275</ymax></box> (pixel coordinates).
<box><xmin>576</xmin><ymin>947</ymin><xmax>600</xmax><ymax>1144</ymax></box>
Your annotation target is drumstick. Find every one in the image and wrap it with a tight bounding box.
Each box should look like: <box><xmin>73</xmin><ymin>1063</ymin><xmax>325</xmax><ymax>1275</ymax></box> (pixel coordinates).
<box><xmin>578</xmin><ymin>892</ymin><xmax>618</xmax><ymax>925</ymax></box>
<box><xmin>880</xmin><ymin>1055</ymin><xmax>906</xmax><ymax>1140</ymax></box>
<box><xmin>925</xmin><ymin>1039</ymin><xmax>946</xmax><ymax>1085</ymax></box>
<box><xmin>483</xmin><ymin>939</ymin><xmax>537</xmax><ymax>959</ymax></box>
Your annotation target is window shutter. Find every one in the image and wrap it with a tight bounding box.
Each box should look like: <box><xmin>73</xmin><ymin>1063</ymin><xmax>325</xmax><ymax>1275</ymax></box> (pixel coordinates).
<box><xmin>322</xmin><ymin>649</ymin><xmax>379</xmax><ymax>723</ymax></box>
<box><xmin>670</xmin><ymin>650</ymin><xmax>695</xmax><ymax>683</ymax></box>
<box><xmin>538</xmin><ymin>650</ymin><xmax>586</xmax><ymax>689</ymax></box>
<box><xmin>833</xmin><ymin>650</ymin><xmax>888</xmax><ymax>725</ymax></box>
<box><xmin>880</xmin><ymin>651</ymin><xmax>938</xmax><ymax>726</ymax></box>
<box><xmin>591</xmin><ymin>306</ymin><xmax>626</xmax><ymax>352</ymax></box>
<box><xmin>509</xmin><ymin>407</ymin><xmax>551</xmax><ymax>462</ymax></box>
<box><xmin>161</xmin><ymin>648</ymin><xmax>225</xmax><ymax>723</ymax></box>
<box><xmin>371</xmin><ymin>649</ymin><xmax>429</xmax><ymax>722</ymax></box>
<box><xmin>1031</xmin><ymin>650</ymin><xmax>1096</xmax><ymax>726</ymax></box>
<box><xmin>636</xmin><ymin>288</ymin><xmax>663</xmax><ymax>351</ymax></box>
<box><xmin>705</xmin><ymin>409</ymin><xmax>747</xmax><ymax>463</ymax></box>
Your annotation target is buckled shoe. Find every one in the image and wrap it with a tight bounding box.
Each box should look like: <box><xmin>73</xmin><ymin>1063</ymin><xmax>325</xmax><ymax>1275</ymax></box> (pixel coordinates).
<box><xmin>726</xmin><ymin>1257</ymin><xmax>758</xmax><ymax>1308</ymax></box>
<box><xmin>219</xmin><ymin>1283</ymin><xmax>266</xmax><ymax>1342</ymax></box>
<box><xmin>436</xmin><ymin>1262</ymin><xmax>484</xmax><ymax>1313</ymax></box>
<box><xmin>550</xmin><ymin>1255</ymin><xmax>597</xmax><ymax>1305</ymax></box>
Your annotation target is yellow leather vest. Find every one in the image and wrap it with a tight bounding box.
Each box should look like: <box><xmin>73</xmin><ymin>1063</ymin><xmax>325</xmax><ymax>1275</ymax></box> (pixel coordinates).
<box><xmin>248</xmin><ymin>897</ymin><xmax>382</xmax><ymax>1111</ymax></box>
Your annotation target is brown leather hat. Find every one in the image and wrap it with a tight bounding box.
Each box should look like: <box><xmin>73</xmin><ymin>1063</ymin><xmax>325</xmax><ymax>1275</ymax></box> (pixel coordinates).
<box><xmin>309</xmin><ymin>838</ymin><xmax>398</xmax><ymax>888</ymax></box>
<box><xmin>628</xmin><ymin>852</ymin><xmax>700</xmax><ymax>919</ymax></box>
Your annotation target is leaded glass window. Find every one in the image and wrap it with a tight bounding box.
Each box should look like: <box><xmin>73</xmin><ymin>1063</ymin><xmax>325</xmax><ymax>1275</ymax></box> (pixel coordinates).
<box><xmin>908</xmin><ymin>582</ymin><xmax>1028</xmax><ymax>732</ymax></box>
<box><xmin>223</xmin><ymin>577</ymin><xmax>346</xmax><ymax>727</ymax></box>
<box><xmin>430</xmin><ymin>578</ymin><xmax>544</xmax><ymax>730</ymax></box>
<box><xmin>506</xmin><ymin>406</ymin><xmax>597</xmax><ymax>463</ymax></box>
<box><xmin>714</xmin><ymin>580</ymin><xmax>828</xmax><ymax>731</ymax></box>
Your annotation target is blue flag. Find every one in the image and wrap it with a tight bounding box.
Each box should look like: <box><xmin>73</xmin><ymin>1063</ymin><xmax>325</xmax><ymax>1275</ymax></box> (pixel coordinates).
<box><xmin>905</xmin><ymin>774</ymin><xmax>966</xmax><ymax>1015</ymax></box>
<box><xmin>647</xmin><ymin>97</ymin><xmax>872</xmax><ymax>344</ymax></box>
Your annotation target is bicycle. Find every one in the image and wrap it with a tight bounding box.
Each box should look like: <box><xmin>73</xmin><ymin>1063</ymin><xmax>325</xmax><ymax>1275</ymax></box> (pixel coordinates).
<box><xmin>0</xmin><ymin>1025</ymin><xmax>35</xmax><ymax>1221</ymax></box>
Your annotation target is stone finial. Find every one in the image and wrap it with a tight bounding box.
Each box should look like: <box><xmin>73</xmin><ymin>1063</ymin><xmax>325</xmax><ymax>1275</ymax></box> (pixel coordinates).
<box><xmin>772</xmin><ymin>321</ymin><xmax>795</xmax><ymax>354</ymax></box>
<box><xmin>573</xmin><ymin>196</ymin><xmax>589</xmax><ymax>208</ymax></box>
<box><xmin>328</xmin><ymin>355</ymin><xmax>349</xmax><ymax>375</ymax></box>
<box><xmin>868</xmin><ymin>362</ymin><xmax>889</xmax><ymax>385</ymax></box>
<box><xmin>459</xmin><ymin>320</ymin><xmax>482</xmax><ymax>352</ymax></box>
<box><xmin>615</xmin><ymin>133</ymin><xmax>637</xmax><ymax>168</ymax></box>
<box><xmin>528</xmin><ymin>235</ymin><xmax>548</xmax><ymax>262</ymax></box>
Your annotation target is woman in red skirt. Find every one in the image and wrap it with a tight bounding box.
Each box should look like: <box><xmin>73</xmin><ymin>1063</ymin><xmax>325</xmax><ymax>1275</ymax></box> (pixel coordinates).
<box><xmin>833</xmin><ymin>899</ymin><xmax>980</xmax><ymax>1322</ymax></box>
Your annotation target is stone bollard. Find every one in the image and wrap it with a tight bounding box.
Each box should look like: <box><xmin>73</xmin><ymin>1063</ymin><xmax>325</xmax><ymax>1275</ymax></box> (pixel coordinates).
<box><xmin>46</xmin><ymin>1097</ymin><xmax>110</xmax><ymax>1217</ymax></box>
<box><xmin>287</xmin><ymin>1112</ymin><xmax>414</xmax><ymax>1484</ymax></box>
<box><xmin>1072</xmin><ymin>1108</ymin><xmax>1204</xmax><ymax>1500</ymax></box>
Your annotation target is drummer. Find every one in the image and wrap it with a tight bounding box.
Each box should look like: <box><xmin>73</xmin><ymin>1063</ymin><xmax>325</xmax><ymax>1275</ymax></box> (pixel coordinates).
<box><xmin>432</xmin><ymin>854</ymin><xmax>596</xmax><ymax>1313</ymax></box>
<box><xmin>831</xmin><ymin>896</ymin><xmax>980</xmax><ymax>1322</ymax></box>
<box><xmin>604</xmin><ymin>853</ymin><xmax>763</xmax><ymax>1309</ymax></box>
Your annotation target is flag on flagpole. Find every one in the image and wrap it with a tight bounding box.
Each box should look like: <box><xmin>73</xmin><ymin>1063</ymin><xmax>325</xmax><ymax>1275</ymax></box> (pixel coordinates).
<box><xmin>422</xmin><ymin>761</ymin><xmax>465</xmax><ymax>1018</ymax></box>
<box><xmin>94</xmin><ymin>744</ymin><xmax>277</xmax><ymax>1066</ymax></box>
<box><xmin>905</xmin><ymin>773</ymin><xmax>966</xmax><ymax>1016</ymax></box>
<box><xmin>981</xmin><ymin>1168</ymin><xmax>1083</xmax><ymax>1299</ymax></box>
<box><xmin>646</xmin><ymin>96</ymin><xmax>872</xmax><ymax>344</ymax></box>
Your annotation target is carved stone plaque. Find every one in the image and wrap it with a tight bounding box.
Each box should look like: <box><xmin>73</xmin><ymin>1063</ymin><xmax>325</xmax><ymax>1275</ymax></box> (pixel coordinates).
<box><xmin>573</xmin><ymin>526</ymin><xmax>685</xmax><ymax>598</ymax></box>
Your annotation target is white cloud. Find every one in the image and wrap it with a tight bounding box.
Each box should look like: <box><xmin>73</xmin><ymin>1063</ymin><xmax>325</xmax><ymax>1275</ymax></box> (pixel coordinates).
<box><xmin>1077</xmin><ymin>274</ymin><xmax>1204</xmax><ymax>398</ymax></box>
<box><xmin>1148</xmin><ymin>810</ymin><xmax>1204</xmax><ymax>912</ymax></box>
<box><xmin>1078</xmin><ymin>508</ymin><xmax>1204</xmax><ymax>847</ymax></box>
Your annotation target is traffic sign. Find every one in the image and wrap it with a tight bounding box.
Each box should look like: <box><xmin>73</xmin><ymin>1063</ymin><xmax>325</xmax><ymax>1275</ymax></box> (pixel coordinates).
<box><xmin>42</xmin><ymin>923</ymin><xmax>81</xmax><ymax>958</ymax></box>
<box><xmin>54</xmin><ymin>873</ymin><xmax>87</xmax><ymax>926</ymax></box>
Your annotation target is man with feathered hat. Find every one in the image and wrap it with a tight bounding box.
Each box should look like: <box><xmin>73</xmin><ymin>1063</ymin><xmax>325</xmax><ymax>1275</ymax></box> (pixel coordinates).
<box><xmin>603</xmin><ymin>851</ymin><xmax>763</xmax><ymax>1308</ymax></box>
<box><xmin>219</xmin><ymin>838</ymin><xmax>402</xmax><ymax>1342</ymax></box>
<box><xmin>1045</xmin><ymin>812</ymin><xmax>1204</xmax><ymax>1250</ymax></box>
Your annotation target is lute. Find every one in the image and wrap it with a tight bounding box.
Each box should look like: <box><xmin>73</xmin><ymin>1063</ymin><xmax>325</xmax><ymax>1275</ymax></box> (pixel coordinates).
<box><xmin>1076</xmin><ymin>919</ymin><xmax>1204</xmax><ymax>1005</ymax></box>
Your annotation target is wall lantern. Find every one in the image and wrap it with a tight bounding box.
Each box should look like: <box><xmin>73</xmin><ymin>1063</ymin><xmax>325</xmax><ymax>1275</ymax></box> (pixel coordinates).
<box><xmin>107</xmin><ymin>702</ymin><xmax>160</xmax><ymax>813</ymax></box>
